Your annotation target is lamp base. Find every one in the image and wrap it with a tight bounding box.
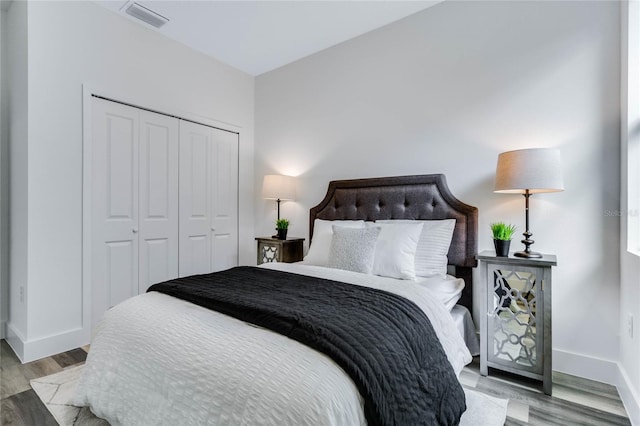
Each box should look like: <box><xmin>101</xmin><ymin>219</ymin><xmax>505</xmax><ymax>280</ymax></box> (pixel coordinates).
<box><xmin>514</xmin><ymin>250</ymin><xmax>543</xmax><ymax>259</ymax></box>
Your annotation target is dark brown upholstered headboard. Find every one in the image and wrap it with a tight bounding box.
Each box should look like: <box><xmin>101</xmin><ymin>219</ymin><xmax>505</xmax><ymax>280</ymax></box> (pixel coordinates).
<box><xmin>309</xmin><ymin>174</ymin><xmax>478</xmax><ymax>310</ymax></box>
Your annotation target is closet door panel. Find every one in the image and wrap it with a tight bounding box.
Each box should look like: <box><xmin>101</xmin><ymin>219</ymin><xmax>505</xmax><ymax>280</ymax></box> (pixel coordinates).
<box><xmin>91</xmin><ymin>98</ymin><xmax>139</xmax><ymax>328</ymax></box>
<box><xmin>107</xmin><ymin>241</ymin><xmax>136</xmax><ymax>307</ymax></box>
<box><xmin>211</xmin><ymin>130</ymin><xmax>239</xmax><ymax>271</ymax></box>
<box><xmin>138</xmin><ymin>111</ymin><xmax>179</xmax><ymax>292</ymax></box>
<box><xmin>179</xmin><ymin>121</ymin><xmax>213</xmax><ymax>276</ymax></box>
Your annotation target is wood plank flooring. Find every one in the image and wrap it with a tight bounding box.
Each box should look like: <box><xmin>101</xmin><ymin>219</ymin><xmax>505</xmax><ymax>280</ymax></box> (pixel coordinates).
<box><xmin>460</xmin><ymin>358</ymin><xmax>631</xmax><ymax>426</ymax></box>
<box><xmin>1</xmin><ymin>340</ymin><xmax>87</xmax><ymax>425</ymax></box>
<box><xmin>0</xmin><ymin>339</ymin><xmax>632</xmax><ymax>425</ymax></box>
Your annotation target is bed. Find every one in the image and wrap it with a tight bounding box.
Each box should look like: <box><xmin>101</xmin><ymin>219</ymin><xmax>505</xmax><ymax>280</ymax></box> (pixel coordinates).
<box><xmin>74</xmin><ymin>174</ymin><xmax>479</xmax><ymax>426</ymax></box>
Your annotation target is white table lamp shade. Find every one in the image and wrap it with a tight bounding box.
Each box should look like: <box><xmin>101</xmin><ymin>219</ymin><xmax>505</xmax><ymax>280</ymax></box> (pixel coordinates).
<box><xmin>262</xmin><ymin>175</ymin><xmax>295</xmax><ymax>201</ymax></box>
<box><xmin>494</xmin><ymin>148</ymin><xmax>564</xmax><ymax>194</ymax></box>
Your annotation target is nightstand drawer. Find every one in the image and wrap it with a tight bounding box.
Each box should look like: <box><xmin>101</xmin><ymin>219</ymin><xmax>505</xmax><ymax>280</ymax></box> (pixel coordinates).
<box><xmin>255</xmin><ymin>237</ymin><xmax>304</xmax><ymax>265</ymax></box>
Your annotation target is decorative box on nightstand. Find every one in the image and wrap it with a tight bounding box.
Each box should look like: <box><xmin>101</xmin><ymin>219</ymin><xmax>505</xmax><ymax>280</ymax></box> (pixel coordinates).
<box><xmin>255</xmin><ymin>237</ymin><xmax>305</xmax><ymax>265</ymax></box>
<box><xmin>477</xmin><ymin>250</ymin><xmax>557</xmax><ymax>395</ymax></box>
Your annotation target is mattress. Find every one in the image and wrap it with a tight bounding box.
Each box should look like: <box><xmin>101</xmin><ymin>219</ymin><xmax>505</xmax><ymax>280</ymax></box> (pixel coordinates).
<box><xmin>451</xmin><ymin>304</ymin><xmax>480</xmax><ymax>356</ymax></box>
<box><xmin>74</xmin><ymin>263</ymin><xmax>472</xmax><ymax>426</ymax></box>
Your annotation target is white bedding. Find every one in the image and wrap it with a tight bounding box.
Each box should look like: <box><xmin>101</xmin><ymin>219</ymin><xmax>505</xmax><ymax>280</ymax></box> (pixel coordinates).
<box><xmin>74</xmin><ymin>263</ymin><xmax>472</xmax><ymax>426</ymax></box>
<box><xmin>451</xmin><ymin>305</ymin><xmax>480</xmax><ymax>356</ymax></box>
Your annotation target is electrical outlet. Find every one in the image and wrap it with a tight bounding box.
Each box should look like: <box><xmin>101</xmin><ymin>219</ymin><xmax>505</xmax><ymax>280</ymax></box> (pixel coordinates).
<box><xmin>628</xmin><ymin>314</ymin><xmax>634</xmax><ymax>339</ymax></box>
<box><xmin>19</xmin><ymin>286</ymin><xmax>24</xmax><ymax>303</ymax></box>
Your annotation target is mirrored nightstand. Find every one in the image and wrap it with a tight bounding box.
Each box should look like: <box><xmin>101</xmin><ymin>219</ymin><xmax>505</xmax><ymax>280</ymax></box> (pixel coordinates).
<box><xmin>255</xmin><ymin>237</ymin><xmax>304</xmax><ymax>265</ymax></box>
<box><xmin>477</xmin><ymin>250</ymin><xmax>557</xmax><ymax>395</ymax></box>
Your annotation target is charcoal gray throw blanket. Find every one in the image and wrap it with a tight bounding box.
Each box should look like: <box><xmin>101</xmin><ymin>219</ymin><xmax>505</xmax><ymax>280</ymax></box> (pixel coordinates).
<box><xmin>148</xmin><ymin>266</ymin><xmax>466</xmax><ymax>426</ymax></box>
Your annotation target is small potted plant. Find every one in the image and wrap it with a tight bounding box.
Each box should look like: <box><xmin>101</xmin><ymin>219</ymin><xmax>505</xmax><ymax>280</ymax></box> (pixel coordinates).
<box><xmin>490</xmin><ymin>222</ymin><xmax>517</xmax><ymax>257</ymax></box>
<box><xmin>276</xmin><ymin>218</ymin><xmax>290</xmax><ymax>240</ymax></box>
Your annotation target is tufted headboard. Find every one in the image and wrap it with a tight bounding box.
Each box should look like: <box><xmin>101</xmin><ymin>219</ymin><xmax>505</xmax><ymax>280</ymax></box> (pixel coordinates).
<box><xmin>309</xmin><ymin>174</ymin><xmax>478</xmax><ymax>310</ymax></box>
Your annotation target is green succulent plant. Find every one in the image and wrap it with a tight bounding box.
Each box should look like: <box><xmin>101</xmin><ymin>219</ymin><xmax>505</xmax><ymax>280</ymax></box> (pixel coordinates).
<box><xmin>276</xmin><ymin>218</ymin><xmax>290</xmax><ymax>230</ymax></box>
<box><xmin>490</xmin><ymin>222</ymin><xmax>517</xmax><ymax>241</ymax></box>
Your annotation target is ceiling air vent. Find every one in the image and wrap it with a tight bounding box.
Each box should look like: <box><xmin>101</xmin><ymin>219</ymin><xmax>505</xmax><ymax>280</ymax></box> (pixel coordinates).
<box><xmin>122</xmin><ymin>2</ymin><xmax>169</xmax><ymax>28</ymax></box>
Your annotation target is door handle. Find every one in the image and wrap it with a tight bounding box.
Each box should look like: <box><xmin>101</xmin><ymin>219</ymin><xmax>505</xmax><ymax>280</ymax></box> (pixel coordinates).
<box><xmin>132</xmin><ymin>228</ymin><xmax>138</xmax><ymax>234</ymax></box>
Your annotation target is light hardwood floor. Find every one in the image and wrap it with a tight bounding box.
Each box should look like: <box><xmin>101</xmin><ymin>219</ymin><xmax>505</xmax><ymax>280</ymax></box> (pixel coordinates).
<box><xmin>1</xmin><ymin>340</ymin><xmax>88</xmax><ymax>425</ymax></box>
<box><xmin>460</xmin><ymin>357</ymin><xmax>631</xmax><ymax>426</ymax></box>
<box><xmin>0</xmin><ymin>339</ymin><xmax>632</xmax><ymax>425</ymax></box>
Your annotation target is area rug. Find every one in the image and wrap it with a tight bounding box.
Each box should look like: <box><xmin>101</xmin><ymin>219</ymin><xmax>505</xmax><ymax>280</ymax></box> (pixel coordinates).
<box><xmin>30</xmin><ymin>366</ymin><xmax>107</xmax><ymax>425</ymax></box>
<box><xmin>32</xmin><ymin>366</ymin><xmax>508</xmax><ymax>426</ymax></box>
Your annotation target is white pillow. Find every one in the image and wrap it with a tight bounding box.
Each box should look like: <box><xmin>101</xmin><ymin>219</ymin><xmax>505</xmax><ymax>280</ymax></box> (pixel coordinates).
<box><xmin>372</xmin><ymin>222</ymin><xmax>423</xmax><ymax>280</ymax></box>
<box><xmin>303</xmin><ymin>219</ymin><xmax>365</xmax><ymax>266</ymax></box>
<box><xmin>326</xmin><ymin>226</ymin><xmax>381</xmax><ymax>274</ymax></box>
<box><xmin>377</xmin><ymin>219</ymin><xmax>456</xmax><ymax>277</ymax></box>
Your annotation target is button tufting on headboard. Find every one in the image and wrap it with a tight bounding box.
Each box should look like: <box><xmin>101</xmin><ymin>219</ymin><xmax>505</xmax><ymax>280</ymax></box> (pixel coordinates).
<box><xmin>309</xmin><ymin>174</ymin><xmax>478</xmax><ymax>311</ymax></box>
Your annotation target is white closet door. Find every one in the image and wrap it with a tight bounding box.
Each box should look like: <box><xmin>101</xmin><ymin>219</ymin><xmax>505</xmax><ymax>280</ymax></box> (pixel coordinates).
<box><xmin>91</xmin><ymin>98</ymin><xmax>139</xmax><ymax>328</ymax></box>
<box><xmin>138</xmin><ymin>111</ymin><xmax>179</xmax><ymax>293</ymax></box>
<box><xmin>179</xmin><ymin>121</ymin><xmax>213</xmax><ymax>276</ymax></box>
<box><xmin>91</xmin><ymin>98</ymin><xmax>238</xmax><ymax>329</ymax></box>
<box><xmin>211</xmin><ymin>129</ymin><xmax>239</xmax><ymax>271</ymax></box>
<box><xmin>179</xmin><ymin>121</ymin><xmax>238</xmax><ymax>276</ymax></box>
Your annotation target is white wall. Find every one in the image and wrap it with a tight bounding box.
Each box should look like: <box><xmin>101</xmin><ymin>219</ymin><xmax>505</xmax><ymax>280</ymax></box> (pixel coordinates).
<box><xmin>256</xmin><ymin>0</ymin><xmax>622</xmax><ymax>383</ymax></box>
<box><xmin>7</xmin><ymin>1</ymin><xmax>254</xmax><ymax>361</ymax></box>
<box><xmin>5</xmin><ymin>0</ymin><xmax>28</xmax><ymax>350</ymax></box>
<box><xmin>0</xmin><ymin>3</ymin><xmax>8</xmax><ymax>340</ymax></box>
<box><xmin>619</xmin><ymin>1</ymin><xmax>640</xmax><ymax>423</ymax></box>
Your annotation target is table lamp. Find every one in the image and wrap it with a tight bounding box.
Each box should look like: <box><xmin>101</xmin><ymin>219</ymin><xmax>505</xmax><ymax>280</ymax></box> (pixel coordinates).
<box><xmin>262</xmin><ymin>174</ymin><xmax>296</xmax><ymax>221</ymax></box>
<box><xmin>494</xmin><ymin>148</ymin><xmax>564</xmax><ymax>258</ymax></box>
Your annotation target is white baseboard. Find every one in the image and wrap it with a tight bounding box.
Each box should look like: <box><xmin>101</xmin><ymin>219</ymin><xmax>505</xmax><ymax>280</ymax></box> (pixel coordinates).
<box><xmin>553</xmin><ymin>348</ymin><xmax>619</xmax><ymax>384</ymax></box>
<box><xmin>5</xmin><ymin>323</ymin><xmax>90</xmax><ymax>363</ymax></box>
<box><xmin>618</xmin><ymin>366</ymin><xmax>640</xmax><ymax>426</ymax></box>
<box><xmin>5</xmin><ymin>322</ymin><xmax>26</xmax><ymax>362</ymax></box>
<box><xmin>554</xmin><ymin>348</ymin><xmax>640</xmax><ymax>425</ymax></box>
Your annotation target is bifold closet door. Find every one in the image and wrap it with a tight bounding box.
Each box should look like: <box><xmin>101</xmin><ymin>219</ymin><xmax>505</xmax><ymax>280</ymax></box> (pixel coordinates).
<box><xmin>91</xmin><ymin>99</ymin><xmax>139</xmax><ymax>329</ymax></box>
<box><xmin>138</xmin><ymin>111</ymin><xmax>179</xmax><ymax>293</ymax></box>
<box><xmin>91</xmin><ymin>97</ymin><xmax>179</xmax><ymax>328</ymax></box>
<box><xmin>179</xmin><ymin>121</ymin><xmax>238</xmax><ymax>277</ymax></box>
<box><xmin>210</xmin><ymin>128</ymin><xmax>239</xmax><ymax>272</ymax></box>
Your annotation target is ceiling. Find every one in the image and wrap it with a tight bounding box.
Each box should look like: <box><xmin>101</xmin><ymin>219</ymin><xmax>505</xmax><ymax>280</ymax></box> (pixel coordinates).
<box><xmin>94</xmin><ymin>0</ymin><xmax>440</xmax><ymax>76</ymax></box>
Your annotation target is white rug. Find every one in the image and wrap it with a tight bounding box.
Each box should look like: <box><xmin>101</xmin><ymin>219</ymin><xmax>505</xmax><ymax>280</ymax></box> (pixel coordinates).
<box><xmin>32</xmin><ymin>366</ymin><xmax>508</xmax><ymax>426</ymax></box>
<box><xmin>461</xmin><ymin>387</ymin><xmax>508</xmax><ymax>426</ymax></box>
<box><xmin>30</xmin><ymin>366</ymin><xmax>108</xmax><ymax>426</ymax></box>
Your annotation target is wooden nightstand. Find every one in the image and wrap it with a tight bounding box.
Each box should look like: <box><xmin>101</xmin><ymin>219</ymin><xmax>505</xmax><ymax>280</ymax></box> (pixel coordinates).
<box><xmin>477</xmin><ymin>250</ymin><xmax>557</xmax><ymax>395</ymax></box>
<box><xmin>255</xmin><ymin>237</ymin><xmax>305</xmax><ymax>265</ymax></box>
